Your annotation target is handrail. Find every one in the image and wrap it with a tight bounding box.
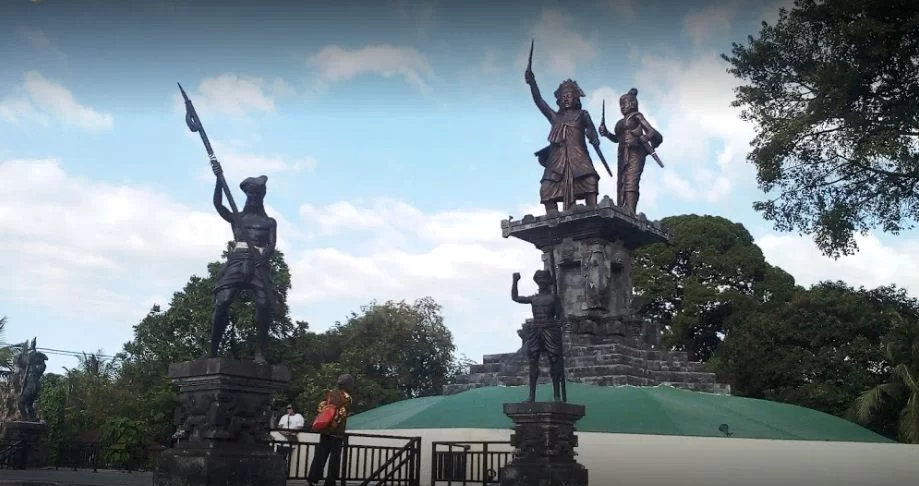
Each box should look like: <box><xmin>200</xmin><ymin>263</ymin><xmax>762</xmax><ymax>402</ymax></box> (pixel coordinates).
<box><xmin>357</xmin><ymin>436</ymin><xmax>420</xmax><ymax>486</ymax></box>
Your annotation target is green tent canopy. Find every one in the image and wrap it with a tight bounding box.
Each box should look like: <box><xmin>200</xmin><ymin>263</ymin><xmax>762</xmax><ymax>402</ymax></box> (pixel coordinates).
<box><xmin>347</xmin><ymin>383</ymin><xmax>892</xmax><ymax>443</ymax></box>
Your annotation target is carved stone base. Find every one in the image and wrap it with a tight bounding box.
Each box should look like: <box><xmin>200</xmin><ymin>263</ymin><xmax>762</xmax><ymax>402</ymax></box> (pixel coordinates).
<box><xmin>500</xmin><ymin>402</ymin><xmax>588</xmax><ymax>486</ymax></box>
<box><xmin>0</xmin><ymin>421</ymin><xmax>48</xmax><ymax>468</ymax></box>
<box><xmin>502</xmin><ymin>198</ymin><xmax>671</xmax><ymax>324</ymax></box>
<box><xmin>154</xmin><ymin>448</ymin><xmax>287</xmax><ymax>486</ymax></box>
<box><xmin>153</xmin><ymin>358</ymin><xmax>290</xmax><ymax>486</ymax></box>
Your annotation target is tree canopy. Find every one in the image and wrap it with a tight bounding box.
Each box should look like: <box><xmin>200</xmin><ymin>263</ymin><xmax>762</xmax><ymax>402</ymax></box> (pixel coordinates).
<box><xmin>633</xmin><ymin>214</ymin><xmax>798</xmax><ymax>361</ymax></box>
<box><xmin>724</xmin><ymin>0</ymin><xmax>919</xmax><ymax>257</ymax></box>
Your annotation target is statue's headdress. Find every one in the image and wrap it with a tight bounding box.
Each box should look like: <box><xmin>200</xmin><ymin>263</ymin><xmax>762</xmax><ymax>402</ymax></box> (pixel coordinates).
<box><xmin>554</xmin><ymin>79</ymin><xmax>585</xmax><ymax>99</ymax></box>
<box><xmin>620</xmin><ymin>88</ymin><xmax>639</xmax><ymax>102</ymax></box>
<box><xmin>240</xmin><ymin>175</ymin><xmax>268</xmax><ymax>193</ymax></box>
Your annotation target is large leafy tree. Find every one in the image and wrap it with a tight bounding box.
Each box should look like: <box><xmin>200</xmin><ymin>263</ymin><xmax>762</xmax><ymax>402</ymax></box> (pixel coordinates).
<box><xmin>294</xmin><ymin>298</ymin><xmax>461</xmax><ymax>413</ymax></box>
<box><xmin>712</xmin><ymin>282</ymin><xmax>912</xmax><ymax>438</ymax></box>
<box><xmin>724</xmin><ymin>0</ymin><xmax>919</xmax><ymax>257</ymax></box>
<box><xmin>633</xmin><ymin>214</ymin><xmax>797</xmax><ymax>361</ymax></box>
<box><xmin>121</xmin><ymin>243</ymin><xmax>296</xmax><ymax>366</ymax></box>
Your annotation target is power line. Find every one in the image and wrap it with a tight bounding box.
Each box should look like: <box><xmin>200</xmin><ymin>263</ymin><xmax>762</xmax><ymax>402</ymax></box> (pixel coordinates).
<box><xmin>0</xmin><ymin>343</ymin><xmax>117</xmax><ymax>360</ymax></box>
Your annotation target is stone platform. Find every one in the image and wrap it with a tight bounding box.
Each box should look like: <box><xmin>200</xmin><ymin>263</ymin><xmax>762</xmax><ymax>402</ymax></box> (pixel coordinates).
<box><xmin>0</xmin><ymin>421</ymin><xmax>48</xmax><ymax>468</ymax></box>
<box><xmin>444</xmin><ymin>326</ymin><xmax>729</xmax><ymax>395</ymax></box>
<box><xmin>153</xmin><ymin>358</ymin><xmax>291</xmax><ymax>486</ymax></box>
<box><xmin>500</xmin><ymin>402</ymin><xmax>588</xmax><ymax>486</ymax></box>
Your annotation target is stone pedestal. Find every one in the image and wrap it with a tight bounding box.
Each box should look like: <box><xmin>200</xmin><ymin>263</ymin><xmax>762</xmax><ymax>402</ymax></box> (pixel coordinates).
<box><xmin>501</xmin><ymin>196</ymin><xmax>670</xmax><ymax>322</ymax></box>
<box><xmin>500</xmin><ymin>402</ymin><xmax>588</xmax><ymax>486</ymax></box>
<box><xmin>153</xmin><ymin>358</ymin><xmax>290</xmax><ymax>486</ymax></box>
<box><xmin>0</xmin><ymin>421</ymin><xmax>48</xmax><ymax>468</ymax></box>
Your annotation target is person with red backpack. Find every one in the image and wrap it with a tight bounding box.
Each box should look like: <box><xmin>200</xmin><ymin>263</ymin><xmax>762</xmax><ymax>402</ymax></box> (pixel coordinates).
<box><xmin>307</xmin><ymin>374</ymin><xmax>355</xmax><ymax>486</ymax></box>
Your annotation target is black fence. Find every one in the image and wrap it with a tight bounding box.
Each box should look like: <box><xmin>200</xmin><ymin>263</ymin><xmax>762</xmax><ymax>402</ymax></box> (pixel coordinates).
<box><xmin>0</xmin><ymin>440</ymin><xmax>26</xmax><ymax>469</ymax></box>
<box><xmin>268</xmin><ymin>430</ymin><xmax>422</xmax><ymax>485</ymax></box>
<box><xmin>51</xmin><ymin>441</ymin><xmax>157</xmax><ymax>472</ymax></box>
<box><xmin>430</xmin><ymin>441</ymin><xmax>513</xmax><ymax>485</ymax></box>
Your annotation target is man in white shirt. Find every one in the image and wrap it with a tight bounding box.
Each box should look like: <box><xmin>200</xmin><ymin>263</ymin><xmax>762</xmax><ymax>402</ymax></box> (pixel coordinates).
<box><xmin>278</xmin><ymin>404</ymin><xmax>305</xmax><ymax>430</ymax></box>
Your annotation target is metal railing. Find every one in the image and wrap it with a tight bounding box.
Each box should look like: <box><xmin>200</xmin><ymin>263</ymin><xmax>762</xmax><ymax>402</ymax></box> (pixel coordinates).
<box><xmin>430</xmin><ymin>441</ymin><xmax>513</xmax><ymax>485</ymax></box>
<box><xmin>52</xmin><ymin>441</ymin><xmax>153</xmax><ymax>472</ymax></box>
<box><xmin>0</xmin><ymin>440</ymin><xmax>26</xmax><ymax>469</ymax></box>
<box><xmin>268</xmin><ymin>430</ymin><xmax>422</xmax><ymax>485</ymax></box>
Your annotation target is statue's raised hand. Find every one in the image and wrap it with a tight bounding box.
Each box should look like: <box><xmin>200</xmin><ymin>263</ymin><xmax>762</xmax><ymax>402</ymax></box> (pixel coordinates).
<box><xmin>598</xmin><ymin>123</ymin><xmax>609</xmax><ymax>137</ymax></box>
<box><xmin>524</xmin><ymin>69</ymin><xmax>535</xmax><ymax>86</ymax></box>
<box><xmin>513</xmin><ymin>272</ymin><xmax>522</xmax><ymax>281</ymax></box>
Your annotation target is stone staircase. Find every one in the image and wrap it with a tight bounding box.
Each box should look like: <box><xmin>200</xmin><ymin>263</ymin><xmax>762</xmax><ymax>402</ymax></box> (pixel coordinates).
<box><xmin>444</xmin><ymin>325</ymin><xmax>730</xmax><ymax>396</ymax></box>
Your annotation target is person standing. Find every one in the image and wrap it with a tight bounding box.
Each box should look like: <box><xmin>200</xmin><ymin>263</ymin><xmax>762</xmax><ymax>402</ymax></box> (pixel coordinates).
<box><xmin>307</xmin><ymin>374</ymin><xmax>355</xmax><ymax>486</ymax></box>
<box><xmin>278</xmin><ymin>404</ymin><xmax>305</xmax><ymax>430</ymax></box>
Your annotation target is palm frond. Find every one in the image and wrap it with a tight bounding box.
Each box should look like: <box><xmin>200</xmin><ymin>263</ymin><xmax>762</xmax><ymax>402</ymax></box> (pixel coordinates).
<box><xmin>893</xmin><ymin>363</ymin><xmax>919</xmax><ymax>395</ymax></box>
<box><xmin>854</xmin><ymin>382</ymin><xmax>903</xmax><ymax>424</ymax></box>
<box><xmin>898</xmin><ymin>394</ymin><xmax>919</xmax><ymax>444</ymax></box>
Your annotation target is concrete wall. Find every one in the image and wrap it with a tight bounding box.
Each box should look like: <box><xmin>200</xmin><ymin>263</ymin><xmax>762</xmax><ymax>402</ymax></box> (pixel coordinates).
<box><xmin>329</xmin><ymin>428</ymin><xmax>918</xmax><ymax>486</ymax></box>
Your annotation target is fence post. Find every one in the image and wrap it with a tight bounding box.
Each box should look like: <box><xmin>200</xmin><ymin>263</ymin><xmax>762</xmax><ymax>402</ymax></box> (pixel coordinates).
<box><xmin>339</xmin><ymin>435</ymin><xmax>349</xmax><ymax>486</ymax></box>
<box><xmin>413</xmin><ymin>437</ymin><xmax>422</xmax><ymax>486</ymax></box>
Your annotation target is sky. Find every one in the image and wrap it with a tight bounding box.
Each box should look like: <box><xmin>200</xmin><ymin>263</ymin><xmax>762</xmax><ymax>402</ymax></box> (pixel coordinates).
<box><xmin>3</xmin><ymin>0</ymin><xmax>919</xmax><ymax>374</ymax></box>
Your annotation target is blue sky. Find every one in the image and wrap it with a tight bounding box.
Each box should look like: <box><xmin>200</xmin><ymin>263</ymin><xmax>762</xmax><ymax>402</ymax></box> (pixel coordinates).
<box><xmin>3</xmin><ymin>0</ymin><xmax>919</xmax><ymax>373</ymax></box>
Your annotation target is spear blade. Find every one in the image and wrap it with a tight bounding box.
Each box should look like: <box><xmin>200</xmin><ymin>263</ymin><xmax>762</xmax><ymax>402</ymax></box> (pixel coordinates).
<box><xmin>526</xmin><ymin>39</ymin><xmax>534</xmax><ymax>73</ymax></box>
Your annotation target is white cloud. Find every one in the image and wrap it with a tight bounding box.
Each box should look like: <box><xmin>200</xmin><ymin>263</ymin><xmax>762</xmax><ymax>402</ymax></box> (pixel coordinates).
<box><xmin>0</xmin><ymin>158</ymin><xmax>236</xmax><ymax>321</ymax></box>
<box><xmin>630</xmin><ymin>51</ymin><xmax>756</xmax><ymax>203</ymax></box>
<box><xmin>482</xmin><ymin>49</ymin><xmax>502</xmax><ymax>75</ymax></box>
<box><xmin>308</xmin><ymin>45</ymin><xmax>435</xmax><ymax>91</ymax></box>
<box><xmin>527</xmin><ymin>9</ymin><xmax>598</xmax><ymax>75</ymax></box>
<box><xmin>757</xmin><ymin>232</ymin><xmax>919</xmax><ymax>296</ymax></box>
<box><xmin>292</xmin><ymin>198</ymin><xmax>544</xmax><ymax>356</ymax></box>
<box><xmin>683</xmin><ymin>2</ymin><xmax>742</xmax><ymax>46</ymax></box>
<box><xmin>609</xmin><ymin>0</ymin><xmax>637</xmax><ymax>19</ymax></box>
<box><xmin>190</xmin><ymin>140</ymin><xmax>317</xmax><ymax>180</ymax></box>
<box><xmin>19</xmin><ymin>27</ymin><xmax>67</xmax><ymax>61</ymax></box>
<box><xmin>0</xmin><ymin>71</ymin><xmax>113</xmax><ymax>131</ymax></box>
<box><xmin>394</xmin><ymin>0</ymin><xmax>438</xmax><ymax>37</ymax></box>
<box><xmin>174</xmin><ymin>74</ymin><xmax>293</xmax><ymax>117</ymax></box>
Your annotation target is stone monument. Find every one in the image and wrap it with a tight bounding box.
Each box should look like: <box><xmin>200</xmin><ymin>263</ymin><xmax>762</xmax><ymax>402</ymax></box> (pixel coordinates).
<box><xmin>446</xmin><ymin>86</ymin><xmax>729</xmax><ymax>397</ymax></box>
<box><xmin>497</xmin><ymin>41</ymin><xmax>596</xmax><ymax>486</ymax></box>
<box><xmin>0</xmin><ymin>337</ymin><xmax>49</xmax><ymax>469</ymax></box>
<box><xmin>153</xmin><ymin>85</ymin><xmax>290</xmax><ymax>486</ymax></box>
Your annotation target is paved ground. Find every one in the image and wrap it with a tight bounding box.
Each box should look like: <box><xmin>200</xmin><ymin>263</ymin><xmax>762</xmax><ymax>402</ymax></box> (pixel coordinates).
<box><xmin>0</xmin><ymin>469</ymin><xmax>320</xmax><ymax>485</ymax></box>
<box><xmin>0</xmin><ymin>469</ymin><xmax>151</xmax><ymax>486</ymax></box>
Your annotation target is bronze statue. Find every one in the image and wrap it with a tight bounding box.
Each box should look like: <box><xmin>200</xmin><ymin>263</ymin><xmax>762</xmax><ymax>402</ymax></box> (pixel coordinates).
<box><xmin>210</xmin><ymin>172</ymin><xmax>278</xmax><ymax>364</ymax></box>
<box><xmin>18</xmin><ymin>348</ymin><xmax>47</xmax><ymax>422</ymax></box>
<box><xmin>0</xmin><ymin>338</ymin><xmax>48</xmax><ymax>422</ymax></box>
<box><xmin>525</xmin><ymin>41</ymin><xmax>612</xmax><ymax>214</ymax></box>
<box><xmin>599</xmin><ymin>88</ymin><xmax>664</xmax><ymax>215</ymax></box>
<box><xmin>179</xmin><ymin>83</ymin><xmax>277</xmax><ymax>364</ymax></box>
<box><xmin>512</xmin><ymin>270</ymin><xmax>566</xmax><ymax>402</ymax></box>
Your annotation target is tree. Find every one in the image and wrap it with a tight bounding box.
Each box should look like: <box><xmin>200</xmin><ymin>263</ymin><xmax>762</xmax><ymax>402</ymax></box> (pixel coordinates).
<box><xmin>294</xmin><ymin>298</ymin><xmax>460</xmax><ymax>413</ymax></box>
<box><xmin>723</xmin><ymin>0</ymin><xmax>919</xmax><ymax>257</ymax></box>
<box><xmin>121</xmin><ymin>244</ymin><xmax>295</xmax><ymax>366</ymax></box>
<box><xmin>633</xmin><ymin>214</ymin><xmax>797</xmax><ymax>361</ymax></box>
<box><xmin>855</xmin><ymin>313</ymin><xmax>919</xmax><ymax>443</ymax></box>
<box><xmin>712</xmin><ymin>282</ymin><xmax>911</xmax><ymax>435</ymax></box>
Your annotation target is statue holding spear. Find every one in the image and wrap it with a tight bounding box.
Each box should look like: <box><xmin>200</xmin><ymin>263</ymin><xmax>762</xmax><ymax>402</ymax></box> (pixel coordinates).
<box><xmin>179</xmin><ymin>83</ymin><xmax>278</xmax><ymax>364</ymax></box>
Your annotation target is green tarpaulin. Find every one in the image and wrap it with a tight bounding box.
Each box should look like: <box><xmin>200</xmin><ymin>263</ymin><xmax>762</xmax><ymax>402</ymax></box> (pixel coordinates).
<box><xmin>347</xmin><ymin>383</ymin><xmax>892</xmax><ymax>443</ymax></box>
